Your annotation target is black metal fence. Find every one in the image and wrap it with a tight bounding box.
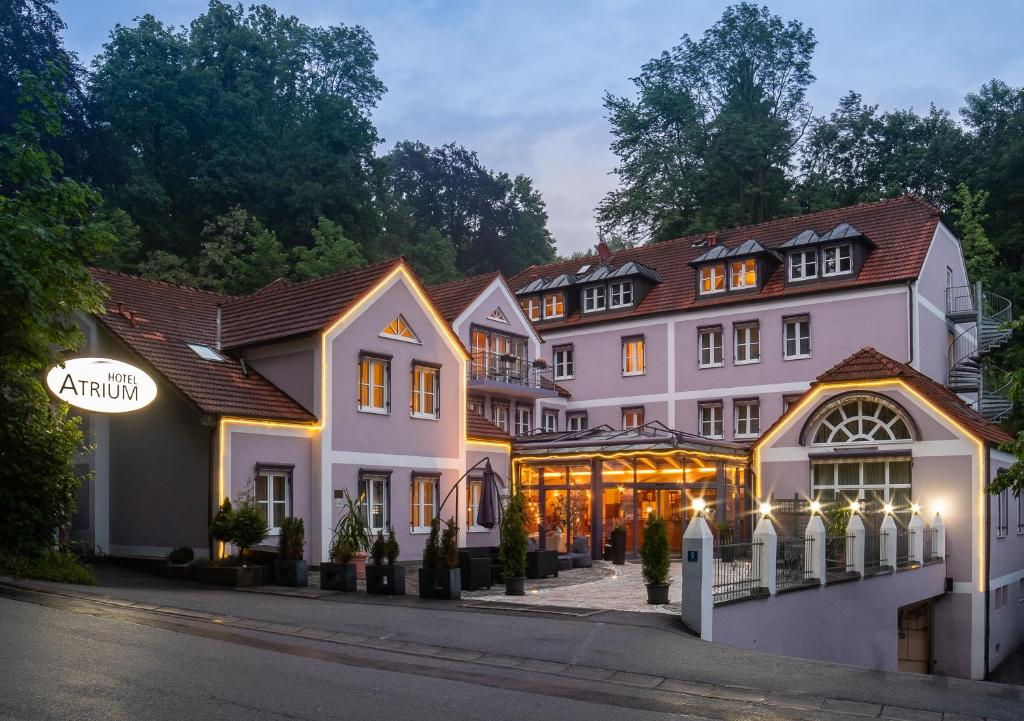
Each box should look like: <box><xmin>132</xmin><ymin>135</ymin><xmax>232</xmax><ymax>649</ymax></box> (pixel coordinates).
<box><xmin>864</xmin><ymin>532</ymin><xmax>889</xmax><ymax>574</ymax></box>
<box><xmin>776</xmin><ymin>537</ymin><xmax>815</xmax><ymax>591</ymax></box>
<box><xmin>469</xmin><ymin>350</ymin><xmax>554</xmax><ymax>390</ymax></box>
<box><xmin>896</xmin><ymin>529</ymin><xmax>916</xmax><ymax>568</ymax></box>
<box><xmin>924</xmin><ymin>527</ymin><xmax>941</xmax><ymax>561</ymax></box>
<box><xmin>825</xmin><ymin>535</ymin><xmax>855</xmax><ymax>578</ymax></box>
<box><xmin>713</xmin><ymin>541</ymin><xmax>763</xmax><ymax>604</ymax></box>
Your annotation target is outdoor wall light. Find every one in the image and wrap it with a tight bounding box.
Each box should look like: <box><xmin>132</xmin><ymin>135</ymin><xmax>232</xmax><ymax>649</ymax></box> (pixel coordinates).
<box><xmin>848</xmin><ymin>500</ymin><xmax>861</xmax><ymax>513</ymax></box>
<box><xmin>809</xmin><ymin>500</ymin><xmax>822</xmax><ymax>514</ymax></box>
<box><xmin>691</xmin><ymin>498</ymin><xmax>707</xmax><ymax>514</ymax></box>
<box><xmin>758</xmin><ymin>501</ymin><xmax>773</xmax><ymax>516</ymax></box>
<box><xmin>934</xmin><ymin>501</ymin><xmax>946</xmax><ymax>517</ymax></box>
<box><xmin>911</xmin><ymin>503</ymin><xmax>921</xmax><ymax>514</ymax></box>
<box><xmin>883</xmin><ymin>502</ymin><xmax>894</xmax><ymax>515</ymax></box>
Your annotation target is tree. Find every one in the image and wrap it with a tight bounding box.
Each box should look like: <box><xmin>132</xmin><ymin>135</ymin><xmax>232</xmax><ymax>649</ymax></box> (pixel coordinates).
<box><xmin>292</xmin><ymin>217</ymin><xmax>365</xmax><ymax>280</ymax></box>
<box><xmin>405</xmin><ymin>228</ymin><xmax>458</xmax><ymax>285</ymax></box>
<box><xmin>195</xmin><ymin>207</ymin><xmax>288</xmax><ymax>294</ymax></box>
<box><xmin>949</xmin><ymin>184</ymin><xmax>997</xmax><ymax>285</ymax></box>
<box><xmin>598</xmin><ymin>3</ymin><xmax>815</xmax><ymax>242</ymax></box>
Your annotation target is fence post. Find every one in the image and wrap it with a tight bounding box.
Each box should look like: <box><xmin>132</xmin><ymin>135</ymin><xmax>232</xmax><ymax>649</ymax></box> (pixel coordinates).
<box><xmin>931</xmin><ymin>512</ymin><xmax>946</xmax><ymax>559</ymax></box>
<box><xmin>681</xmin><ymin>514</ymin><xmax>714</xmax><ymax>641</ymax></box>
<box><xmin>846</xmin><ymin>512</ymin><xmax>865</xmax><ymax>577</ymax></box>
<box><xmin>753</xmin><ymin>515</ymin><xmax>777</xmax><ymax>595</ymax></box>
<box><xmin>804</xmin><ymin>514</ymin><xmax>826</xmax><ymax>585</ymax></box>
<box><xmin>880</xmin><ymin>513</ymin><xmax>897</xmax><ymax>569</ymax></box>
<box><xmin>908</xmin><ymin>512</ymin><xmax>924</xmax><ymax>565</ymax></box>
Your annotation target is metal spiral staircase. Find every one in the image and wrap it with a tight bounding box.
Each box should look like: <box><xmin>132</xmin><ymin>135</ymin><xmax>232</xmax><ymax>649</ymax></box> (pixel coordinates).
<box><xmin>946</xmin><ymin>282</ymin><xmax>1015</xmax><ymax>422</ymax></box>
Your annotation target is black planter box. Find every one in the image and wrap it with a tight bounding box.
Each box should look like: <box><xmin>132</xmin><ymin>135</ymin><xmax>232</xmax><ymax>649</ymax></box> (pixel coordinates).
<box><xmin>192</xmin><ymin>564</ymin><xmax>270</xmax><ymax>587</ymax></box>
<box><xmin>159</xmin><ymin>564</ymin><xmax>193</xmax><ymax>581</ymax></box>
<box><xmin>418</xmin><ymin>567</ymin><xmax>461</xmax><ymax>600</ymax></box>
<box><xmin>505</xmin><ymin>576</ymin><xmax>526</xmax><ymax>596</ymax></box>
<box><xmin>320</xmin><ymin>562</ymin><xmax>357</xmax><ymax>591</ymax></box>
<box><xmin>646</xmin><ymin>583</ymin><xmax>670</xmax><ymax>604</ymax></box>
<box><xmin>274</xmin><ymin>559</ymin><xmax>308</xmax><ymax>587</ymax></box>
<box><xmin>366</xmin><ymin>564</ymin><xmax>406</xmax><ymax>595</ymax></box>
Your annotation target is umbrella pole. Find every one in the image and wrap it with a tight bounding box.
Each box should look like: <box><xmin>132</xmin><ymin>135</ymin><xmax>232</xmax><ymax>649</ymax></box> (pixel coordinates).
<box><xmin>438</xmin><ymin>457</ymin><xmax>491</xmax><ymax>522</ymax></box>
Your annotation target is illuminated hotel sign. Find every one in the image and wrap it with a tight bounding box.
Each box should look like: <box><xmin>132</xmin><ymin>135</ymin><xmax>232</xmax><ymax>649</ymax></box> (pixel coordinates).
<box><xmin>46</xmin><ymin>358</ymin><xmax>157</xmax><ymax>413</ymax></box>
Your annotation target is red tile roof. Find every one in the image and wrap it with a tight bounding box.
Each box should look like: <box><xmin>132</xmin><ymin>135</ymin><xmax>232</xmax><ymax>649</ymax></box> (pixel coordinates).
<box><xmin>510</xmin><ymin>195</ymin><xmax>942</xmax><ymax>330</ymax></box>
<box><xmin>220</xmin><ymin>258</ymin><xmax>404</xmax><ymax>349</ymax></box>
<box><xmin>89</xmin><ymin>269</ymin><xmax>316</xmax><ymax>423</ymax></box>
<box><xmin>428</xmin><ymin>272</ymin><xmax>502</xmax><ymax>323</ymax></box>
<box><xmin>755</xmin><ymin>347</ymin><xmax>1013</xmax><ymax>447</ymax></box>
<box><xmin>467</xmin><ymin>411</ymin><xmax>511</xmax><ymax>441</ymax></box>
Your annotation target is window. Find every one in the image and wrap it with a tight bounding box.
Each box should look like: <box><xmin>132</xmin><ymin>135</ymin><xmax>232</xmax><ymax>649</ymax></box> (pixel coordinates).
<box><xmin>358</xmin><ymin>355</ymin><xmax>389</xmax><ymax>413</ymax></box>
<box><xmin>410</xmin><ymin>475</ymin><xmax>438</xmax><ymax>532</ymax></box>
<box><xmin>491</xmin><ymin>401</ymin><xmax>509</xmax><ymax>432</ymax></box>
<box><xmin>515</xmin><ymin>405</ymin><xmax>532</xmax><ymax>435</ymax></box>
<box><xmin>622</xmin><ymin>337</ymin><xmax>645</xmax><ymax>376</ymax></box>
<box><xmin>734</xmin><ymin>399</ymin><xmax>760</xmax><ymax>438</ymax></box>
<box><xmin>699</xmin><ymin>402</ymin><xmax>723</xmax><ymax>439</ymax></box>
<box><xmin>946</xmin><ymin>266</ymin><xmax>954</xmax><ymax>290</ymax></box>
<box><xmin>783</xmin><ymin>394</ymin><xmax>803</xmax><ymax>413</ymax></box>
<box><xmin>358</xmin><ymin>472</ymin><xmax>389</xmax><ymax>531</ymax></box>
<box><xmin>622</xmin><ymin>406</ymin><xmax>644</xmax><ymax>430</ymax></box>
<box><xmin>410</xmin><ymin>364</ymin><xmax>439</xmax><ymax>419</ymax></box>
<box><xmin>521</xmin><ymin>297</ymin><xmax>540</xmax><ymax>322</ymax></box>
<box><xmin>381</xmin><ymin>315</ymin><xmax>420</xmax><ymax>343</ymax></box>
<box><xmin>543</xmin><ymin>292</ymin><xmax>564</xmax><ymax>319</ymax></box>
<box><xmin>487</xmin><ymin>307</ymin><xmax>509</xmax><ymax>324</ymax></box>
<box><xmin>699</xmin><ymin>264</ymin><xmax>725</xmax><ymax>295</ymax></box>
<box><xmin>187</xmin><ymin>342</ymin><xmax>224</xmax><ymax>362</ymax></box>
<box><xmin>468</xmin><ymin>396</ymin><xmax>484</xmax><ymax>416</ymax></box>
<box><xmin>609</xmin><ymin>281</ymin><xmax>633</xmax><ymax>308</ymax></box>
<box><xmin>788</xmin><ymin>250</ymin><xmax>818</xmax><ymax>281</ymax></box>
<box><xmin>583</xmin><ymin>285</ymin><xmax>606</xmax><ymax>313</ymax></box>
<box><xmin>822</xmin><ymin>244</ymin><xmax>853</xmax><ymax>276</ymax></box>
<box><xmin>542</xmin><ymin>409</ymin><xmax>558</xmax><ymax>433</ymax></box>
<box><xmin>734</xmin><ymin>322</ymin><xmax>760</xmax><ymax>364</ymax></box>
<box><xmin>471</xmin><ymin>327</ymin><xmax>527</xmax><ymax>381</ymax></box>
<box><xmin>810</xmin><ymin>395</ymin><xmax>913</xmax><ymax>445</ymax></box>
<box><xmin>812</xmin><ymin>458</ymin><xmax>912</xmax><ymax>509</ymax></box>
<box><xmin>783</xmin><ymin>316</ymin><xmax>811</xmax><ymax>359</ymax></box>
<box><xmin>730</xmin><ymin>258</ymin><xmax>757</xmax><ymax>289</ymax></box>
<box><xmin>994</xmin><ymin>585</ymin><xmax>1009</xmax><ymax>610</ymax></box>
<box><xmin>698</xmin><ymin>326</ymin><xmax>723</xmax><ymax>368</ymax></box>
<box><xmin>466</xmin><ymin>478</ymin><xmax>483</xmax><ymax>529</ymax></box>
<box><xmin>255</xmin><ymin>467</ymin><xmax>290</xmax><ymax>533</ymax></box>
<box><xmin>567</xmin><ymin>412</ymin><xmax>588</xmax><ymax>431</ymax></box>
<box><xmin>996</xmin><ymin>490</ymin><xmax>1009</xmax><ymax>538</ymax></box>
<box><xmin>553</xmin><ymin>345</ymin><xmax>574</xmax><ymax>380</ymax></box>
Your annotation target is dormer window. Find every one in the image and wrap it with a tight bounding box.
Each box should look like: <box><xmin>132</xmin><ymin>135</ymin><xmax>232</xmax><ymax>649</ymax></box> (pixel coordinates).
<box><xmin>730</xmin><ymin>258</ymin><xmax>757</xmax><ymax>289</ymax></box>
<box><xmin>543</xmin><ymin>292</ymin><xmax>564</xmax><ymax>319</ymax></box>
<box><xmin>822</xmin><ymin>244</ymin><xmax>852</xmax><ymax>276</ymax></box>
<box><xmin>788</xmin><ymin>250</ymin><xmax>817</xmax><ymax>281</ymax></box>
<box><xmin>699</xmin><ymin>264</ymin><xmax>725</xmax><ymax>295</ymax></box>
<box><xmin>583</xmin><ymin>285</ymin><xmax>606</xmax><ymax>313</ymax></box>
<box><xmin>609</xmin><ymin>280</ymin><xmax>633</xmax><ymax>308</ymax></box>
<box><xmin>520</xmin><ymin>296</ymin><xmax>540</xmax><ymax>322</ymax></box>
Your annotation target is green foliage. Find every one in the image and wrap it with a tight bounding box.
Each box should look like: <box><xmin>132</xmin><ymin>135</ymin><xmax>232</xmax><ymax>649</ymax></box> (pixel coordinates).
<box><xmin>292</xmin><ymin>217</ymin><xmax>365</xmax><ymax>280</ymax></box>
<box><xmin>0</xmin><ymin>550</ymin><xmax>96</xmax><ymax>585</ymax></box>
<box><xmin>385</xmin><ymin>526</ymin><xmax>399</xmax><ymax>565</ymax></box>
<box><xmin>210</xmin><ymin>498</ymin><xmax>233</xmax><ymax>543</ymax></box>
<box><xmin>168</xmin><ymin>546</ymin><xmax>194</xmax><ymax>564</ymax></box>
<box><xmin>230</xmin><ymin>489</ymin><xmax>269</xmax><ymax>565</ymax></box>
<box><xmin>640</xmin><ymin>513</ymin><xmax>671</xmax><ymax>585</ymax></box>
<box><xmin>405</xmin><ymin>228</ymin><xmax>459</xmax><ymax>285</ymax></box>
<box><xmin>370</xmin><ymin>529</ymin><xmax>386</xmax><ymax>566</ymax></box>
<box><xmin>329</xmin><ymin>489</ymin><xmax>370</xmax><ymax>563</ymax></box>
<box><xmin>950</xmin><ymin>183</ymin><xmax>998</xmax><ymax>285</ymax></box>
<box><xmin>824</xmin><ymin>505</ymin><xmax>851</xmax><ymax>539</ymax></box>
<box><xmin>440</xmin><ymin>517</ymin><xmax>460</xmax><ymax>570</ymax></box>
<box><xmin>195</xmin><ymin>207</ymin><xmax>289</xmax><ymax>294</ymax></box>
<box><xmin>421</xmin><ymin>517</ymin><xmax>441</xmax><ymax>569</ymax></box>
<box><xmin>277</xmin><ymin>517</ymin><xmax>305</xmax><ymax>560</ymax></box>
<box><xmin>499</xmin><ymin>492</ymin><xmax>528</xmax><ymax>578</ymax></box>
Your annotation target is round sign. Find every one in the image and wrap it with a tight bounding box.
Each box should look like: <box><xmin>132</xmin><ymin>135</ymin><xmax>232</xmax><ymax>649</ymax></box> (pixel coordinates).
<box><xmin>46</xmin><ymin>357</ymin><xmax>158</xmax><ymax>413</ymax></box>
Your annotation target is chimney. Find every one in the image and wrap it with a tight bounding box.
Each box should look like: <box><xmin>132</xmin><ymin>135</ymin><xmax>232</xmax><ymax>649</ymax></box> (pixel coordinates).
<box><xmin>596</xmin><ymin>241</ymin><xmax>612</xmax><ymax>261</ymax></box>
<box><xmin>706</xmin><ymin>232</ymin><xmax>717</xmax><ymax>246</ymax></box>
<box><xmin>216</xmin><ymin>304</ymin><xmax>222</xmax><ymax>351</ymax></box>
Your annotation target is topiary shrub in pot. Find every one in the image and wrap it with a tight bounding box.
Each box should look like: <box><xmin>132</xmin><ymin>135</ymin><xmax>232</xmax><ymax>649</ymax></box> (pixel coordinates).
<box><xmin>499</xmin><ymin>491</ymin><xmax>528</xmax><ymax>596</ymax></box>
<box><xmin>231</xmin><ymin>492</ymin><xmax>269</xmax><ymax>568</ymax></box>
<box><xmin>641</xmin><ymin>512</ymin><xmax>671</xmax><ymax>604</ymax></box>
<box><xmin>609</xmin><ymin>524</ymin><xmax>627</xmax><ymax>565</ymax></box>
<box><xmin>274</xmin><ymin>516</ymin><xmax>308</xmax><ymax>587</ymax></box>
<box><xmin>321</xmin><ymin>490</ymin><xmax>369</xmax><ymax>591</ymax></box>
<box><xmin>366</xmin><ymin>527</ymin><xmax>405</xmax><ymax>595</ymax></box>
<box><xmin>419</xmin><ymin>517</ymin><xmax>461</xmax><ymax>600</ymax></box>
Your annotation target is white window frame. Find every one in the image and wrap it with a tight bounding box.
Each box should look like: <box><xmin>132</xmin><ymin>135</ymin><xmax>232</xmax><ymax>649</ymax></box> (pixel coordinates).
<box><xmin>567</xmin><ymin>412</ymin><xmax>588</xmax><ymax>432</ymax></box>
<box><xmin>622</xmin><ymin>337</ymin><xmax>645</xmax><ymax>376</ymax></box>
<box><xmin>997</xmin><ymin>490</ymin><xmax>1009</xmax><ymax>538</ymax></box>
<box><xmin>699</xmin><ymin>264</ymin><xmax>725</xmax><ymax>295</ymax></box>
<box><xmin>358</xmin><ymin>472</ymin><xmax>389</xmax><ymax>533</ymax></box>
<box><xmin>730</xmin><ymin>258</ymin><xmax>757</xmax><ymax>289</ymax></box>
<box><xmin>810</xmin><ymin>458</ymin><xmax>913</xmax><ymax>508</ymax></box>
<box><xmin>553</xmin><ymin>346</ymin><xmax>574</xmax><ymax>380</ymax></box>
<box><xmin>491</xmin><ymin>402</ymin><xmax>510</xmax><ymax>432</ymax></box>
<box><xmin>788</xmin><ymin>250</ymin><xmax>818</xmax><ymax>281</ymax></box>
<box><xmin>466</xmin><ymin>477</ymin><xmax>484</xmax><ymax>530</ymax></box>
<box><xmin>822</xmin><ymin>244</ymin><xmax>853</xmax><ymax>277</ymax></box>
<box><xmin>783</xmin><ymin>316</ymin><xmax>811</xmax><ymax>360</ymax></box>
<box><xmin>542</xmin><ymin>409</ymin><xmax>558</xmax><ymax>433</ymax></box>
<box><xmin>410</xmin><ymin>364</ymin><xmax>439</xmax><ymax>420</ymax></box>
<box><xmin>733</xmin><ymin>322</ymin><xmax>760</xmax><ymax>365</ymax></box>
<box><xmin>698</xmin><ymin>326</ymin><xmax>723</xmax><ymax>368</ymax></box>
<box><xmin>410</xmin><ymin>475</ymin><xmax>438</xmax><ymax>533</ymax></box>
<box><xmin>698</xmin><ymin>403</ymin><xmax>723</xmax><ymax>439</ymax></box>
<box><xmin>583</xmin><ymin>285</ymin><xmax>606</xmax><ymax>313</ymax></box>
<box><xmin>809</xmin><ymin>396</ymin><xmax>913</xmax><ymax>446</ymax></box>
<box><xmin>521</xmin><ymin>297</ymin><xmax>540</xmax><ymax>322</ymax></box>
<box><xmin>622</xmin><ymin>407</ymin><xmax>644</xmax><ymax>430</ymax></box>
<box><xmin>515</xmin><ymin>405</ymin><xmax>532</xmax><ymax>435</ymax></box>
<box><xmin>609</xmin><ymin>280</ymin><xmax>634</xmax><ymax>308</ymax></box>
<box><xmin>358</xmin><ymin>355</ymin><xmax>390</xmax><ymax>414</ymax></box>
<box><xmin>468</xmin><ymin>396</ymin><xmax>484</xmax><ymax>417</ymax></box>
<box><xmin>543</xmin><ymin>292</ymin><xmax>564</xmax><ymax>319</ymax></box>
<box><xmin>734</xmin><ymin>399</ymin><xmax>760</xmax><ymax>439</ymax></box>
<box><xmin>255</xmin><ymin>468</ymin><xmax>290</xmax><ymax>535</ymax></box>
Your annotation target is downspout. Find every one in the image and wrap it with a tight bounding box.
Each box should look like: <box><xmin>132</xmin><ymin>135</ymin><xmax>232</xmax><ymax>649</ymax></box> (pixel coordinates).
<box><xmin>907</xmin><ymin>281</ymin><xmax>915</xmax><ymax>365</ymax></box>
<box><xmin>208</xmin><ymin>423</ymin><xmax>217</xmax><ymax>561</ymax></box>
<box><xmin>983</xmin><ymin>446</ymin><xmax>991</xmax><ymax>678</ymax></box>
<box><xmin>216</xmin><ymin>304</ymin><xmax>222</xmax><ymax>351</ymax></box>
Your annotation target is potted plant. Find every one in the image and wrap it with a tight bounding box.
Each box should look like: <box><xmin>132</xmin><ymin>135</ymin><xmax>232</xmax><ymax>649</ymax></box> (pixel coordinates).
<box><xmin>609</xmin><ymin>524</ymin><xmax>627</xmax><ymax>565</ymax></box>
<box><xmin>499</xmin><ymin>492</ymin><xmax>528</xmax><ymax>595</ymax></box>
<box><xmin>419</xmin><ymin>517</ymin><xmax>461</xmax><ymax>600</ymax></box>
<box><xmin>366</xmin><ymin>527</ymin><xmax>405</xmax><ymax>595</ymax></box>
<box><xmin>321</xmin><ymin>491</ymin><xmax>368</xmax><ymax>591</ymax></box>
<box><xmin>641</xmin><ymin>512</ymin><xmax>671</xmax><ymax>604</ymax></box>
<box><xmin>274</xmin><ymin>516</ymin><xmax>308</xmax><ymax>587</ymax></box>
<box><xmin>210</xmin><ymin>497</ymin><xmax>233</xmax><ymax>554</ymax></box>
<box><xmin>231</xmin><ymin>492</ymin><xmax>269</xmax><ymax>568</ymax></box>
<box><xmin>192</xmin><ymin>490</ymin><xmax>270</xmax><ymax>587</ymax></box>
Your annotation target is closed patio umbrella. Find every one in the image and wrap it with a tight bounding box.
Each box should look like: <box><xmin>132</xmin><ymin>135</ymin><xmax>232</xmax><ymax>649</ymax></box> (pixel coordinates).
<box><xmin>477</xmin><ymin>459</ymin><xmax>501</xmax><ymax>529</ymax></box>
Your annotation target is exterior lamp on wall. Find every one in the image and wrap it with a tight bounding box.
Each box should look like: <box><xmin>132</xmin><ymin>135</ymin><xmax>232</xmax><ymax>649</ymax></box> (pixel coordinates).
<box><xmin>691</xmin><ymin>497</ymin><xmax>707</xmax><ymax>516</ymax></box>
<box><xmin>848</xmin><ymin>500</ymin><xmax>861</xmax><ymax>514</ymax></box>
<box><xmin>758</xmin><ymin>501</ymin><xmax>773</xmax><ymax>517</ymax></box>
<box><xmin>883</xmin><ymin>502</ymin><xmax>895</xmax><ymax>516</ymax></box>
<box><xmin>808</xmin><ymin>500</ymin><xmax>822</xmax><ymax>515</ymax></box>
<box><xmin>910</xmin><ymin>503</ymin><xmax>921</xmax><ymax>515</ymax></box>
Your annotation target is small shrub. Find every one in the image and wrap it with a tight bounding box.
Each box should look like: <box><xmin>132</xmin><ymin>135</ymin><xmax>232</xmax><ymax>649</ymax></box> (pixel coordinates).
<box><xmin>422</xmin><ymin>517</ymin><xmax>441</xmax><ymax>569</ymax></box>
<box><xmin>278</xmin><ymin>517</ymin><xmax>305</xmax><ymax>560</ymax></box>
<box><xmin>231</xmin><ymin>490</ymin><xmax>268</xmax><ymax>567</ymax></box>
<box><xmin>385</xmin><ymin>527</ymin><xmax>399</xmax><ymax>565</ymax></box>
<box><xmin>499</xmin><ymin>492</ymin><xmax>528</xmax><ymax>578</ymax></box>
<box><xmin>0</xmin><ymin>551</ymin><xmax>96</xmax><ymax>585</ymax></box>
<box><xmin>329</xmin><ymin>537</ymin><xmax>354</xmax><ymax>564</ymax></box>
<box><xmin>640</xmin><ymin>512</ymin><xmax>671</xmax><ymax>586</ymax></box>
<box><xmin>331</xmin><ymin>490</ymin><xmax>370</xmax><ymax>557</ymax></box>
<box><xmin>370</xmin><ymin>530</ymin><xmax>386</xmax><ymax>566</ymax></box>
<box><xmin>210</xmin><ymin>498</ymin><xmax>234</xmax><ymax>543</ymax></box>
<box><xmin>440</xmin><ymin>517</ymin><xmax>459</xmax><ymax>570</ymax></box>
<box><xmin>168</xmin><ymin>546</ymin><xmax>194</xmax><ymax>565</ymax></box>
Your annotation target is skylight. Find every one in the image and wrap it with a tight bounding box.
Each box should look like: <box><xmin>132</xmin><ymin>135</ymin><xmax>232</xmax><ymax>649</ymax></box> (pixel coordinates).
<box><xmin>187</xmin><ymin>343</ymin><xmax>224</xmax><ymax>362</ymax></box>
<box><xmin>577</xmin><ymin>264</ymin><xmax>591</xmax><ymax>275</ymax></box>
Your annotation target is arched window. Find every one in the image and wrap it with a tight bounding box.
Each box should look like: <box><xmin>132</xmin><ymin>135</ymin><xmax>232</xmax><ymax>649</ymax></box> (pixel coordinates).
<box><xmin>808</xmin><ymin>395</ymin><xmax>913</xmax><ymax>446</ymax></box>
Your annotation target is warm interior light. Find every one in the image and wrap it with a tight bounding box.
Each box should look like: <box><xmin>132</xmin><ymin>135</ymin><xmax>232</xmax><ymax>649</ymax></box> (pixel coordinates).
<box><xmin>758</xmin><ymin>501</ymin><xmax>773</xmax><ymax>516</ymax></box>
<box><xmin>809</xmin><ymin>500</ymin><xmax>822</xmax><ymax>514</ymax></box>
<box><xmin>848</xmin><ymin>500</ymin><xmax>860</xmax><ymax>513</ymax></box>
<box><xmin>883</xmin><ymin>502</ymin><xmax>894</xmax><ymax>515</ymax></box>
<box><xmin>692</xmin><ymin>498</ymin><xmax>707</xmax><ymax>513</ymax></box>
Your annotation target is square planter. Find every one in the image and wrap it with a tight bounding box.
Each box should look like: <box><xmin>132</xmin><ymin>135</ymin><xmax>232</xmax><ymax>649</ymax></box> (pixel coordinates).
<box><xmin>418</xmin><ymin>567</ymin><xmax>461</xmax><ymax>600</ymax></box>
<box><xmin>192</xmin><ymin>564</ymin><xmax>268</xmax><ymax>587</ymax></box>
<box><xmin>320</xmin><ymin>562</ymin><xmax>358</xmax><ymax>591</ymax></box>
<box><xmin>366</xmin><ymin>564</ymin><xmax>406</xmax><ymax>595</ymax></box>
<box><xmin>274</xmin><ymin>559</ymin><xmax>309</xmax><ymax>587</ymax></box>
<box><xmin>159</xmin><ymin>564</ymin><xmax>193</xmax><ymax>581</ymax></box>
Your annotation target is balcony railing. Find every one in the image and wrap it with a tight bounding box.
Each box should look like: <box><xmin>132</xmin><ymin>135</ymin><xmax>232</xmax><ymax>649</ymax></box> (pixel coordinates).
<box><xmin>825</xmin><ymin>534</ymin><xmax>856</xmax><ymax>579</ymax></box>
<box><xmin>713</xmin><ymin>541</ymin><xmax>764</xmax><ymax>604</ymax></box>
<box><xmin>864</xmin><ymin>531</ymin><xmax>889</xmax><ymax>575</ymax></box>
<box><xmin>776</xmin><ymin>537</ymin><xmax>815</xmax><ymax>591</ymax></box>
<box><xmin>469</xmin><ymin>350</ymin><xmax>555</xmax><ymax>390</ymax></box>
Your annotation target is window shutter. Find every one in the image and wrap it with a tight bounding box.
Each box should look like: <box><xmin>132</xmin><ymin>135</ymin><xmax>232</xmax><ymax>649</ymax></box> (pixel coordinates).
<box><xmin>385</xmin><ymin>360</ymin><xmax>391</xmax><ymax>413</ymax></box>
<box><xmin>435</xmin><ymin>369</ymin><xmax>441</xmax><ymax>418</ymax></box>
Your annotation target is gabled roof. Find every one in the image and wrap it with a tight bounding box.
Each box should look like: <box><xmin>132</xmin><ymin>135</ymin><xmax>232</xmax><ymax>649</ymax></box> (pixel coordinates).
<box><xmin>220</xmin><ymin>258</ymin><xmax>404</xmax><ymax>349</ymax></box>
<box><xmin>780</xmin><ymin>347</ymin><xmax>1012</xmax><ymax>446</ymax></box>
<box><xmin>510</xmin><ymin>195</ymin><xmax>942</xmax><ymax>330</ymax></box>
<box><xmin>427</xmin><ymin>272</ymin><xmax>502</xmax><ymax>323</ymax></box>
<box><xmin>467</xmin><ymin>411</ymin><xmax>511</xmax><ymax>441</ymax></box>
<box><xmin>89</xmin><ymin>269</ymin><xmax>316</xmax><ymax>423</ymax></box>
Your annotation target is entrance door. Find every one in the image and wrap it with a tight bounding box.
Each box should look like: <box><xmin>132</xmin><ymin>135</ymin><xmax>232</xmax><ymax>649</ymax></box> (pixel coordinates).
<box><xmin>636</xmin><ymin>488</ymin><xmax>683</xmax><ymax>554</ymax></box>
<box><xmin>898</xmin><ymin>602</ymin><xmax>931</xmax><ymax>673</ymax></box>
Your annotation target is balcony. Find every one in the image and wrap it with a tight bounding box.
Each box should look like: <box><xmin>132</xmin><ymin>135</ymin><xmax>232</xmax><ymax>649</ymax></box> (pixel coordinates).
<box><xmin>468</xmin><ymin>350</ymin><xmax>559</xmax><ymax>399</ymax></box>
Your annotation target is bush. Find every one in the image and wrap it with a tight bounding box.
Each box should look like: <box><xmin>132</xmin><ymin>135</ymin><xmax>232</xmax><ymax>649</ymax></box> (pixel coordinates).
<box><xmin>278</xmin><ymin>517</ymin><xmax>305</xmax><ymax>560</ymax></box>
<box><xmin>168</xmin><ymin>546</ymin><xmax>194</xmax><ymax>565</ymax></box>
<box><xmin>231</xmin><ymin>491</ymin><xmax>268</xmax><ymax>566</ymax></box>
<box><xmin>330</xmin><ymin>490</ymin><xmax>370</xmax><ymax>559</ymax></box>
<box><xmin>370</xmin><ymin>530</ymin><xmax>386</xmax><ymax>566</ymax></box>
<box><xmin>440</xmin><ymin>517</ymin><xmax>459</xmax><ymax>570</ymax></box>
<box><xmin>210</xmin><ymin>498</ymin><xmax>233</xmax><ymax>543</ymax></box>
<box><xmin>499</xmin><ymin>492</ymin><xmax>528</xmax><ymax>578</ymax></box>
<box><xmin>640</xmin><ymin>512</ymin><xmax>671</xmax><ymax>586</ymax></box>
<box><xmin>422</xmin><ymin>518</ymin><xmax>441</xmax><ymax>569</ymax></box>
<box><xmin>0</xmin><ymin>550</ymin><xmax>96</xmax><ymax>585</ymax></box>
<box><xmin>386</xmin><ymin>526</ymin><xmax>399</xmax><ymax>565</ymax></box>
